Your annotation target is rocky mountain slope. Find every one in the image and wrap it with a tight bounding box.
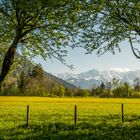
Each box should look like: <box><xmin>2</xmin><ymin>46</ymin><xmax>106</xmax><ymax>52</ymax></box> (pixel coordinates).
<box><xmin>55</xmin><ymin>68</ymin><xmax>140</xmax><ymax>89</ymax></box>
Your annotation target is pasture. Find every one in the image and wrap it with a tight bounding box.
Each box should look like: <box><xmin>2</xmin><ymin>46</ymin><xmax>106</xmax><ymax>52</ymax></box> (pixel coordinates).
<box><xmin>0</xmin><ymin>97</ymin><xmax>140</xmax><ymax>139</ymax></box>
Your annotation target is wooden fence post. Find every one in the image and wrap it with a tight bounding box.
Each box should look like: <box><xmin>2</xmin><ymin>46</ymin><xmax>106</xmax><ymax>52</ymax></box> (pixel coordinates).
<box><xmin>74</xmin><ymin>105</ymin><xmax>77</xmax><ymax>125</ymax></box>
<box><xmin>121</xmin><ymin>103</ymin><xmax>124</xmax><ymax>123</ymax></box>
<box><xmin>26</xmin><ymin>105</ymin><xmax>29</xmax><ymax>127</ymax></box>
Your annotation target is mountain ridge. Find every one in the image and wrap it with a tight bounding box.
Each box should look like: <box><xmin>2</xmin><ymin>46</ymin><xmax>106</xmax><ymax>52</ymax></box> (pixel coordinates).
<box><xmin>54</xmin><ymin>68</ymin><xmax>140</xmax><ymax>89</ymax></box>
<box><xmin>10</xmin><ymin>53</ymin><xmax>77</xmax><ymax>89</ymax></box>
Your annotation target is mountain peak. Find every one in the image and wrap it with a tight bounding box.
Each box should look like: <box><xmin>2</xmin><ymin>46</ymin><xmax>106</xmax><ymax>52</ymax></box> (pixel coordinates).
<box><xmin>55</xmin><ymin>68</ymin><xmax>140</xmax><ymax>89</ymax></box>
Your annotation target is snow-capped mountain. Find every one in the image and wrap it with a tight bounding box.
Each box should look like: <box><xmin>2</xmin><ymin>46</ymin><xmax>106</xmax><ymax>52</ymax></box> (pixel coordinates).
<box><xmin>54</xmin><ymin>68</ymin><xmax>140</xmax><ymax>89</ymax></box>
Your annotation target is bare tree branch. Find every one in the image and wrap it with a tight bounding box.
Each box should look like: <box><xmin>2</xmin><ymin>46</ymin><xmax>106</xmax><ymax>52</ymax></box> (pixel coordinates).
<box><xmin>129</xmin><ymin>36</ymin><xmax>140</xmax><ymax>59</ymax></box>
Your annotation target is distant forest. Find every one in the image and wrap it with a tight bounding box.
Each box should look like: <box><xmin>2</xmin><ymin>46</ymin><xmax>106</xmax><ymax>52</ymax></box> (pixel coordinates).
<box><xmin>1</xmin><ymin>64</ymin><xmax>140</xmax><ymax>98</ymax></box>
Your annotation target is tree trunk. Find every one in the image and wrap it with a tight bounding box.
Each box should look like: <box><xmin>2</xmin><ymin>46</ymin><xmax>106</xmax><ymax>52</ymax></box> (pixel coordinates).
<box><xmin>0</xmin><ymin>36</ymin><xmax>20</xmax><ymax>92</ymax></box>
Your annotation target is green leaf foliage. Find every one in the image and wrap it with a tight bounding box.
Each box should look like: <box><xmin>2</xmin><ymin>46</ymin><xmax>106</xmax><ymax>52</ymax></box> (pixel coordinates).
<box><xmin>80</xmin><ymin>0</ymin><xmax>140</xmax><ymax>57</ymax></box>
<box><xmin>0</xmin><ymin>0</ymin><xmax>90</xmax><ymax>63</ymax></box>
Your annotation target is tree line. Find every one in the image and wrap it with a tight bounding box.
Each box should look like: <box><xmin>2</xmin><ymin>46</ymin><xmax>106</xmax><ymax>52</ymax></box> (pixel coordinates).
<box><xmin>91</xmin><ymin>78</ymin><xmax>140</xmax><ymax>98</ymax></box>
<box><xmin>1</xmin><ymin>64</ymin><xmax>140</xmax><ymax>98</ymax></box>
<box><xmin>1</xmin><ymin>64</ymin><xmax>88</xmax><ymax>97</ymax></box>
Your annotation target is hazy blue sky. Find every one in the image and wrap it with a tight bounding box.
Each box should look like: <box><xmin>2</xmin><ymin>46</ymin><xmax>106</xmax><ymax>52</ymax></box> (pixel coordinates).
<box><xmin>35</xmin><ymin>41</ymin><xmax>140</xmax><ymax>74</ymax></box>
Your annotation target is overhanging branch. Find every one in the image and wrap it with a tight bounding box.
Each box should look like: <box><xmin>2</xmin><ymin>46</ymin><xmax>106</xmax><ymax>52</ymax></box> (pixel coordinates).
<box><xmin>129</xmin><ymin>36</ymin><xmax>140</xmax><ymax>59</ymax></box>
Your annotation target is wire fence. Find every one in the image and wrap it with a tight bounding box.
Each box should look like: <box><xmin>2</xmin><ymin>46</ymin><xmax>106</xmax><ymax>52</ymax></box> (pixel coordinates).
<box><xmin>1</xmin><ymin>102</ymin><xmax>140</xmax><ymax>127</ymax></box>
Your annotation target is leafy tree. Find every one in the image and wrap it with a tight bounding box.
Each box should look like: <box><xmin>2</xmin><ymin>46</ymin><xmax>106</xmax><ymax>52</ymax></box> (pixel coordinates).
<box><xmin>81</xmin><ymin>0</ymin><xmax>140</xmax><ymax>59</ymax></box>
<box><xmin>76</xmin><ymin>89</ymin><xmax>90</xmax><ymax>97</ymax></box>
<box><xmin>51</xmin><ymin>83</ymin><xmax>59</xmax><ymax>97</ymax></box>
<box><xmin>106</xmin><ymin>82</ymin><xmax>111</xmax><ymax>90</ymax></box>
<box><xmin>100</xmin><ymin>82</ymin><xmax>105</xmax><ymax>90</ymax></box>
<box><xmin>30</xmin><ymin>64</ymin><xmax>44</xmax><ymax>80</ymax></box>
<box><xmin>112</xmin><ymin>86</ymin><xmax>122</xmax><ymax>97</ymax></box>
<box><xmin>0</xmin><ymin>0</ymin><xmax>89</xmax><ymax>90</ymax></box>
<box><xmin>123</xmin><ymin>82</ymin><xmax>131</xmax><ymax>96</ymax></box>
<box><xmin>112</xmin><ymin>78</ymin><xmax>119</xmax><ymax>89</ymax></box>
<box><xmin>17</xmin><ymin>64</ymin><xmax>48</xmax><ymax>96</ymax></box>
<box><xmin>59</xmin><ymin>85</ymin><xmax>65</xmax><ymax>97</ymax></box>
<box><xmin>94</xmin><ymin>87</ymin><xmax>102</xmax><ymax>96</ymax></box>
<box><xmin>18</xmin><ymin>71</ymin><xmax>27</xmax><ymax>93</ymax></box>
<box><xmin>134</xmin><ymin>78</ymin><xmax>140</xmax><ymax>91</ymax></box>
<box><xmin>106</xmin><ymin>82</ymin><xmax>112</xmax><ymax>94</ymax></box>
<box><xmin>99</xmin><ymin>90</ymin><xmax>113</xmax><ymax>98</ymax></box>
<box><xmin>112</xmin><ymin>82</ymin><xmax>131</xmax><ymax>98</ymax></box>
<box><xmin>26</xmin><ymin>65</ymin><xmax>48</xmax><ymax>96</ymax></box>
<box><xmin>91</xmin><ymin>88</ymin><xmax>96</xmax><ymax>96</ymax></box>
<box><xmin>65</xmin><ymin>88</ymin><xmax>74</xmax><ymax>97</ymax></box>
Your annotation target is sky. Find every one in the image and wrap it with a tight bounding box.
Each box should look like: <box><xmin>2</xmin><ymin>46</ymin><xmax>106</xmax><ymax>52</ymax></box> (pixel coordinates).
<box><xmin>35</xmin><ymin>41</ymin><xmax>140</xmax><ymax>74</ymax></box>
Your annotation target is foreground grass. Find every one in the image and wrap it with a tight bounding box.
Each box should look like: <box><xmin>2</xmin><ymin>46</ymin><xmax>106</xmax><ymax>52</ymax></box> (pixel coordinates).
<box><xmin>0</xmin><ymin>97</ymin><xmax>140</xmax><ymax>139</ymax></box>
<box><xmin>1</xmin><ymin>121</ymin><xmax>140</xmax><ymax>140</ymax></box>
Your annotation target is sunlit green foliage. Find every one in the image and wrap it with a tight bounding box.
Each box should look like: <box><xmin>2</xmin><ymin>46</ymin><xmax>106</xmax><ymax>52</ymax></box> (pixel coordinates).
<box><xmin>81</xmin><ymin>0</ymin><xmax>140</xmax><ymax>58</ymax></box>
<box><xmin>76</xmin><ymin>89</ymin><xmax>90</xmax><ymax>97</ymax></box>
<box><xmin>0</xmin><ymin>0</ymin><xmax>91</xmax><ymax>88</ymax></box>
<box><xmin>59</xmin><ymin>85</ymin><xmax>65</xmax><ymax>97</ymax></box>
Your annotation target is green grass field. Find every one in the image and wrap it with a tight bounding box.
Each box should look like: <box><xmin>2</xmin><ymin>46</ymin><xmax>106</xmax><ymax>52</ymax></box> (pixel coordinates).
<box><xmin>0</xmin><ymin>97</ymin><xmax>140</xmax><ymax>140</ymax></box>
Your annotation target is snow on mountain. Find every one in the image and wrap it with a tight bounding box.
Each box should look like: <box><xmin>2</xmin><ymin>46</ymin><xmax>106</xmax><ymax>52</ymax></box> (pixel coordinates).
<box><xmin>109</xmin><ymin>68</ymin><xmax>130</xmax><ymax>73</ymax></box>
<box><xmin>54</xmin><ymin>68</ymin><xmax>140</xmax><ymax>89</ymax></box>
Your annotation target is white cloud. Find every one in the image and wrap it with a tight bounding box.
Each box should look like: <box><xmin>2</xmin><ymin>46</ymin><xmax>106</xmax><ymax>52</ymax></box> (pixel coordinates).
<box><xmin>109</xmin><ymin>67</ymin><xmax>130</xmax><ymax>73</ymax></box>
